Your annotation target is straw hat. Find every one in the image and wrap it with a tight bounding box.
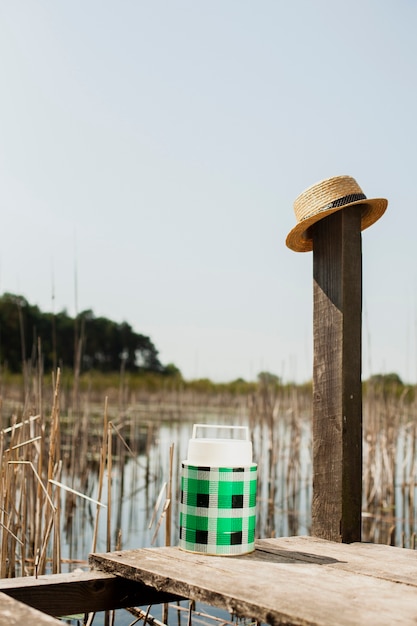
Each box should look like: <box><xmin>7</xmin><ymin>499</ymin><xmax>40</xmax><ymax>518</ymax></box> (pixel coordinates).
<box><xmin>286</xmin><ymin>175</ymin><xmax>388</xmax><ymax>252</ymax></box>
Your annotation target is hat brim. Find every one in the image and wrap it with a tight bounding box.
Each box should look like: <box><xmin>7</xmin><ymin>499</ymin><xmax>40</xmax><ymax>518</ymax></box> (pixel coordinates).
<box><xmin>285</xmin><ymin>197</ymin><xmax>388</xmax><ymax>252</ymax></box>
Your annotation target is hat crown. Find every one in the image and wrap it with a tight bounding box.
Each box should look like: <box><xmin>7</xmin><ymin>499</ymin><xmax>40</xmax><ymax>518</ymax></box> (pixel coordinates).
<box><xmin>293</xmin><ymin>175</ymin><xmax>364</xmax><ymax>224</ymax></box>
<box><xmin>286</xmin><ymin>174</ymin><xmax>387</xmax><ymax>252</ymax></box>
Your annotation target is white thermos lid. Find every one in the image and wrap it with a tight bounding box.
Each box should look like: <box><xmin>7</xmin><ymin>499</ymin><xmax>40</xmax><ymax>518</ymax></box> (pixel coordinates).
<box><xmin>186</xmin><ymin>424</ymin><xmax>253</xmax><ymax>468</ymax></box>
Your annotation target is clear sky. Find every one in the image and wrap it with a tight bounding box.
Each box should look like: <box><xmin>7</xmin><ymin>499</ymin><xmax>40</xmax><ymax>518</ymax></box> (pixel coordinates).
<box><xmin>1</xmin><ymin>1</ymin><xmax>416</xmax><ymax>384</ymax></box>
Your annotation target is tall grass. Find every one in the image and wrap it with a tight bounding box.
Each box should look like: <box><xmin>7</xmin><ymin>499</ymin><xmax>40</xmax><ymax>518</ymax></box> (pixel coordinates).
<box><xmin>0</xmin><ymin>370</ymin><xmax>416</xmax><ymax>580</ymax></box>
<box><xmin>363</xmin><ymin>383</ymin><xmax>417</xmax><ymax>546</ymax></box>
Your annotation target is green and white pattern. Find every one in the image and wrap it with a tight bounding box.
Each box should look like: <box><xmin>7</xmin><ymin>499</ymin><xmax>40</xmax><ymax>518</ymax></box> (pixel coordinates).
<box><xmin>179</xmin><ymin>463</ymin><xmax>257</xmax><ymax>555</ymax></box>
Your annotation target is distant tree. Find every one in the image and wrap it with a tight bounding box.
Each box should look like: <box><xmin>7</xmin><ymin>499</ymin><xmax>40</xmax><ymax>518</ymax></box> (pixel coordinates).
<box><xmin>0</xmin><ymin>294</ymin><xmax>19</xmax><ymax>370</ymax></box>
<box><xmin>366</xmin><ymin>372</ymin><xmax>407</xmax><ymax>400</ymax></box>
<box><xmin>0</xmin><ymin>293</ymin><xmax>164</xmax><ymax>374</ymax></box>
<box><xmin>257</xmin><ymin>371</ymin><xmax>281</xmax><ymax>386</ymax></box>
<box><xmin>163</xmin><ymin>363</ymin><xmax>182</xmax><ymax>378</ymax></box>
<box><xmin>77</xmin><ymin>311</ymin><xmax>163</xmax><ymax>373</ymax></box>
<box><xmin>368</xmin><ymin>372</ymin><xmax>403</xmax><ymax>386</ymax></box>
<box><xmin>0</xmin><ymin>293</ymin><xmax>44</xmax><ymax>370</ymax></box>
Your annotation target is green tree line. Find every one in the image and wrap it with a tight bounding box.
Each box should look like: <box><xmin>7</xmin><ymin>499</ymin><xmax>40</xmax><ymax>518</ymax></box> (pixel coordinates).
<box><xmin>0</xmin><ymin>292</ymin><xmax>167</xmax><ymax>375</ymax></box>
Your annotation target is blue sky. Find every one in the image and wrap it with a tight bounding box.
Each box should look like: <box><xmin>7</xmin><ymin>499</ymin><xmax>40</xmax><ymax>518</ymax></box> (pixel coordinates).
<box><xmin>1</xmin><ymin>1</ymin><xmax>416</xmax><ymax>383</ymax></box>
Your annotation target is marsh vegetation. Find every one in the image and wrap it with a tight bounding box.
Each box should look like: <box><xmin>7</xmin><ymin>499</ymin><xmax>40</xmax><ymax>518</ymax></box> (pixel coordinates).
<box><xmin>1</xmin><ymin>369</ymin><xmax>416</xmax><ymax>582</ymax></box>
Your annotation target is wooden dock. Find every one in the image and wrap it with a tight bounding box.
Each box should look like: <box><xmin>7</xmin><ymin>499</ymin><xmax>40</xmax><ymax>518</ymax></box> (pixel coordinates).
<box><xmin>88</xmin><ymin>536</ymin><xmax>417</xmax><ymax>626</ymax></box>
<box><xmin>0</xmin><ymin>535</ymin><xmax>416</xmax><ymax>625</ymax></box>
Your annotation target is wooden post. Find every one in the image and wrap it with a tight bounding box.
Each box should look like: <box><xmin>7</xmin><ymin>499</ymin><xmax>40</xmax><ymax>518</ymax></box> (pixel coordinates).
<box><xmin>311</xmin><ymin>205</ymin><xmax>362</xmax><ymax>543</ymax></box>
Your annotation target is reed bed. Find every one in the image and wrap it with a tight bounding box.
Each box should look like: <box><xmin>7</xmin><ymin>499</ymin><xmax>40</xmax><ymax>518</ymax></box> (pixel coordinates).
<box><xmin>0</xmin><ymin>371</ymin><xmax>416</xmax><ymax>589</ymax></box>
<box><xmin>362</xmin><ymin>384</ymin><xmax>417</xmax><ymax>546</ymax></box>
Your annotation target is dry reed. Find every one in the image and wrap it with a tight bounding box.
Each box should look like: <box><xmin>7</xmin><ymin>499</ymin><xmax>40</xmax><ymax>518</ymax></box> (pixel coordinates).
<box><xmin>0</xmin><ymin>371</ymin><xmax>416</xmax><ymax>588</ymax></box>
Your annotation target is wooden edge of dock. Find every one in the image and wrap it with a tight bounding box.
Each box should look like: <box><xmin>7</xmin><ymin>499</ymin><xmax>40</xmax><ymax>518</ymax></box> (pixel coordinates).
<box><xmin>0</xmin><ymin>592</ymin><xmax>63</xmax><ymax>626</ymax></box>
<box><xmin>0</xmin><ymin>569</ymin><xmax>178</xmax><ymax>618</ymax></box>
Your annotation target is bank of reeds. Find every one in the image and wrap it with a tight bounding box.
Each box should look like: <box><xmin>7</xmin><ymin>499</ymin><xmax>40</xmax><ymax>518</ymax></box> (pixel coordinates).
<box><xmin>363</xmin><ymin>383</ymin><xmax>417</xmax><ymax>546</ymax></box>
<box><xmin>0</xmin><ymin>370</ymin><xmax>416</xmax><ymax>581</ymax></box>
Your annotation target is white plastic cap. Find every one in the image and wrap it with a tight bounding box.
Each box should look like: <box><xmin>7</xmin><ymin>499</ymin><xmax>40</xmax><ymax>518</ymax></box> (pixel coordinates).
<box><xmin>186</xmin><ymin>424</ymin><xmax>253</xmax><ymax>467</ymax></box>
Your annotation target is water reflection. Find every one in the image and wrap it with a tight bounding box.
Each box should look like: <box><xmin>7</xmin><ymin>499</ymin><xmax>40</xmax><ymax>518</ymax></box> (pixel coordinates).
<box><xmin>60</xmin><ymin>401</ymin><xmax>417</xmax><ymax>564</ymax></box>
<box><xmin>59</xmin><ymin>410</ymin><xmax>313</xmax><ymax>563</ymax></box>
<box><xmin>2</xmin><ymin>387</ymin><xmax>416</xmax><ymax>624</ymax></box>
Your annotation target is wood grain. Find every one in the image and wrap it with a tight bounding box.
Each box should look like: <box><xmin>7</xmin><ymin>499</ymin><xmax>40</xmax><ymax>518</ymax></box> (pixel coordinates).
<box><xmin>89</xmin><ymin>537</ymin><xmax>417</xmax><ymax>626</ymax></box>
<box><xmin>0</xmin><ymin>569</ymin><xmax>179</xmax><ymax>616</ymax></box>
<box><xmin>312</xmin><ymin>207</ymin><xmax>362</xmax><ymax>542</ymax></box>
<box><xmin>0</xmin><ymin>592</ymin><xmax>62</xmax><ymax>626</ymax></box>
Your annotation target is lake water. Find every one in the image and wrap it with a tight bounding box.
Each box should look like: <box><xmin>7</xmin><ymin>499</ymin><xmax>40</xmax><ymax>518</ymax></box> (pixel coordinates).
<box><xmin>61</xmin><ymin>413</ymin><xmax>312</xmax><ymax>557</ymax></box>
<box><xmin>58</xmin><ymin>410</ymin><xmax>312</xmax><ymax>625</ymax></box>
<box><xmin>55</xmin><ymin>401</ymin><xmax>415</xmax><ymax>625</ymax></box>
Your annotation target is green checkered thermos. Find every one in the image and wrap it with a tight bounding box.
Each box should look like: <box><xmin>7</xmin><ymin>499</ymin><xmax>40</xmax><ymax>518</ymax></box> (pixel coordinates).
<box><xmin>179</xmin><ymin>424</ymin><xmax>257</xmax><ymax>556</ymax></box>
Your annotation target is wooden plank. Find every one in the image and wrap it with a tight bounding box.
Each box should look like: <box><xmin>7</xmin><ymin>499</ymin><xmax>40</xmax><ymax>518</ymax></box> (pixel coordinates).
<box><xmin>89</xmin><ymin>539</ymin><xmax>417</xmax><ymax>626</ymax></box>
<box><xmin>256</xmin><ymin>536</ymin><xmax>417</xmax><ymax>586</ymax></box>
<box><xmin>0</xmin><ymin>569</ymin><xmax>179</xmax><ymax>617</ymax></box>
<box><xmin>0</xmin><ymin>592</ymin><xmax>62</xmax><ymax>626</ymax></box>
<box><xmin>312</xmin><ymin>206</ymin><xmax>362</xmax><ymax>542</ymax></box>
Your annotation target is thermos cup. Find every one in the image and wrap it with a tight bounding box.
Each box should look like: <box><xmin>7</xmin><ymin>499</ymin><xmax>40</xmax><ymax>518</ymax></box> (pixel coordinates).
<box><xmin>179</xmin><ymin>424</ymin><xmax>257</xmax><ymax>555</ymax></box>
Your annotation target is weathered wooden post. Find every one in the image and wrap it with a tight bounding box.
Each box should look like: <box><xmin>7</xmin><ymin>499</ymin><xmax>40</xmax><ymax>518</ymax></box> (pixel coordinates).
<box><xmin>286</xmin><ymin>176</ymin><xmax>387</xmax><ymax>542</ymax></box>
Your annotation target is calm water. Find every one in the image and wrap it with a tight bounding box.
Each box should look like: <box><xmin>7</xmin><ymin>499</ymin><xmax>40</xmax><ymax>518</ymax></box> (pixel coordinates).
<box><xmin>60</xmin><ymin>415</ymin><xmax>312</xmax><ymax>560</ymax></box>
<box><xmin>58</xmin><ymin>412</ymin><xmax>311</xmax><ymax>625</ymax></box>
<box><xmin>57</xmin><ymin>408</ymin><xmax>415</xmax><ymax>625</ymax></box>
